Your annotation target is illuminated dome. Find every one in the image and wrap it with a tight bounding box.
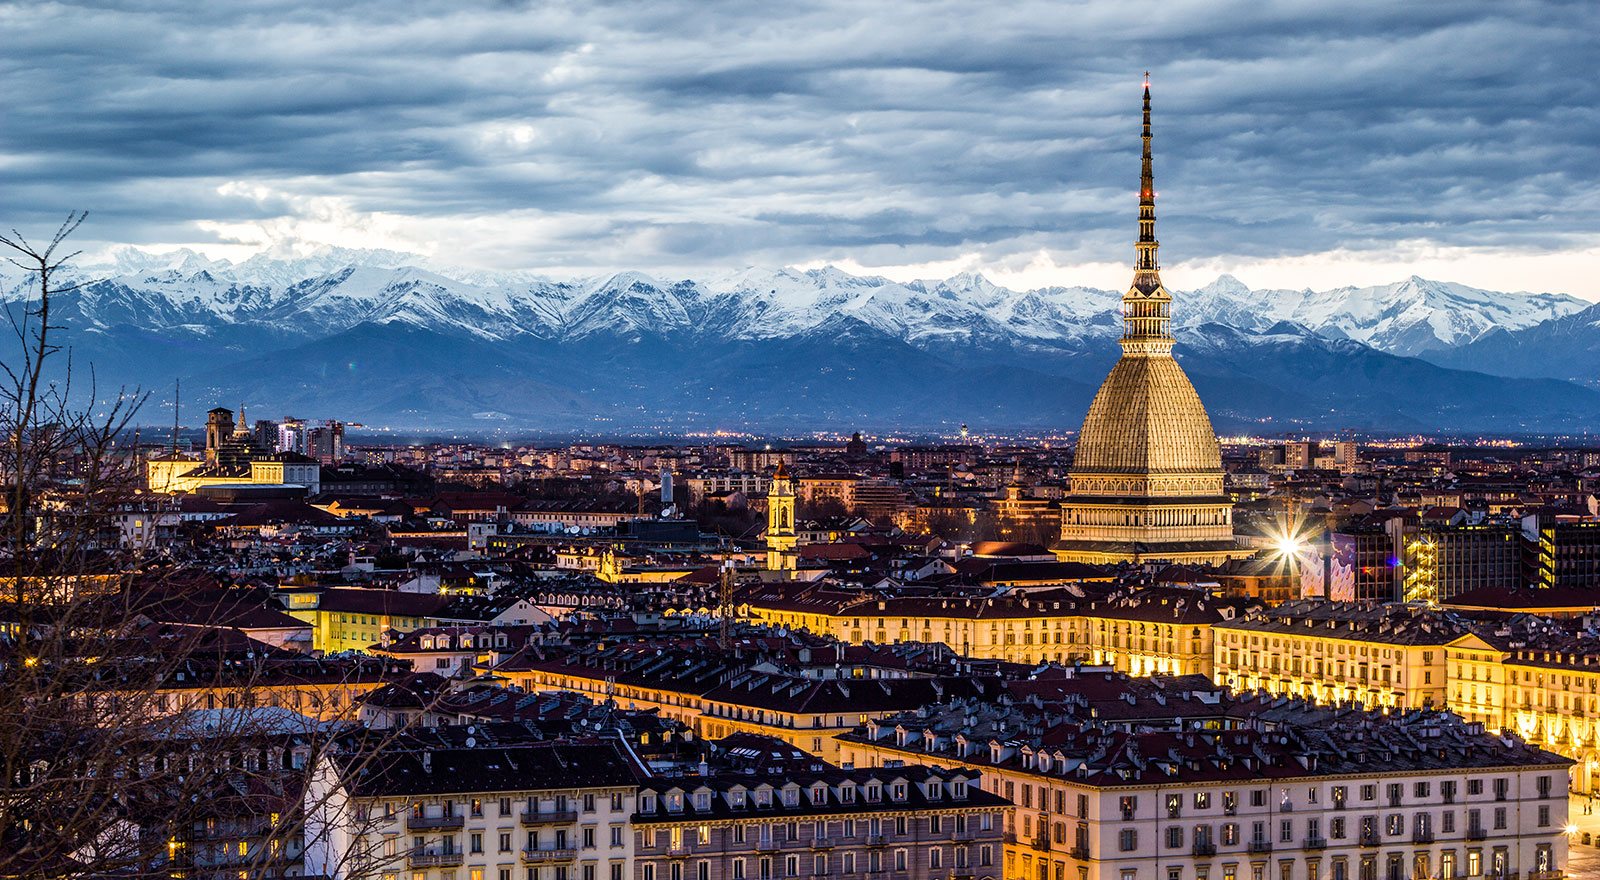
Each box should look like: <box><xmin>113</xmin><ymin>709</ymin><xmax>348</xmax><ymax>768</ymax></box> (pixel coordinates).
<box><xmin>1053</xmin><ymin>76</ymin><xmax>1242</xmax><ymax>567</ymax></box>
<box><xmin>1073</xmin><ymin>356</ymin><xmax>1223</xmax><ymax>480</ymax></box>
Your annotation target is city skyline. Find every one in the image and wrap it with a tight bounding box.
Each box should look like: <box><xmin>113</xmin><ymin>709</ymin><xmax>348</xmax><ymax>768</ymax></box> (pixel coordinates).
<box><xmin>5</xmin><ymin>2</ymin><xmax>1599</xmax><ymax>298</ymax></box>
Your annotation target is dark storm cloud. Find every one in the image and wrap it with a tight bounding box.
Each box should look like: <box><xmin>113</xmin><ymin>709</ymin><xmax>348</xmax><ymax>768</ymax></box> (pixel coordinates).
<box><xmin>2</xmin><ymin>0</ymin><xmax>1596</xmax><ymax>277</ymax></box>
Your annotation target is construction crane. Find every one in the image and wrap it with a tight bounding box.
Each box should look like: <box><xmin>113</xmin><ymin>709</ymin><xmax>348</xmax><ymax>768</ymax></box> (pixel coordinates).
<box><xmin>718</xmin><ymin>559</ymin><xmax>738</xmax><ymax>650</ymax></box>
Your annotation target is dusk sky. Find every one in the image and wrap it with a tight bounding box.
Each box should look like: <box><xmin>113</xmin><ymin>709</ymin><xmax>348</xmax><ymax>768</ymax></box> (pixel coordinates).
<box><xmin>6</xmin><ymin>0</ymin><xmax>1598</xmax><ymax>297</ymax></box>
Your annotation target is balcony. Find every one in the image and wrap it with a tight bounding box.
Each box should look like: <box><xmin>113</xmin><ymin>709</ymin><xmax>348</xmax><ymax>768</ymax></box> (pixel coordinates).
<box><xmin>1303</xmin><ymin>837</ymin><xmax>1327</xmax><ymax>851</ymax></box>
<box><xmin>666</xmin><ymin>845</ymin><xmax>692</xmax><ymax>857</ymax></box>
<box><xmin>1248</xmin><ymin>840</ymin><xmax>1274</xmax><ymax>854</ymax></box>
<box><xmin>1069</xmin><ymin>846</ymin><xmax>1090</xmax><ymax>860</ymax></box>
<box><xmin>407</xmin><ymin>814</ymin><xmax>465</xmax><ymax>832</ymax></box>
<box><xmin>1358</xmin><ymin>833</ymin><xmax>1381</xmax><ymax>848</ymax></box>
<box><xmin>1192</xmin><ymin>842</ymin><xmax>1217</xmax><ymax>857</ymax></box>
<box><xmin>754</xmin><ymin>839</ymin><xmax>781</xmax><ymax>853</ymax></box>
<box><xmin>812</xmin><ymin>837</ymin><xmax>835</xmax><ymax>850</ymax></box>
<box><xmin>1466</xmin><ymin>827</ymin><xmax>1488</xmax><ymax>841</ymax></box>
<box><xmin>865</xmin><ymin>833</ymin><xmax>887</xmax><ymax>847</ymax></box>
<box><xmin>521</xmin><ymin>847</ymin><xmax>578</xmax><ymax>864</ymax></box>
<box><xmin>1413</xmin><ymin>830</ymin><xmax>1435</xmax><ymax>844</ymax></box>
<box><xmin>521</xmin><ymin>809</ymin><xmax>579</xmax><ymax>825</ymax></box>
<box><xmin>1528</xmin><ymin>872</ymin><xmax>1565</xmax><ymax>880</ymax></box>
<box><xmin>951</xmin><ymin>830</ymin><xmax>978</xmax><ymax>843</ymax></box>
<box><xmin>410</xmin><ymin>851</ymin><xmax>465</xmax><ymax>868</ymax></box>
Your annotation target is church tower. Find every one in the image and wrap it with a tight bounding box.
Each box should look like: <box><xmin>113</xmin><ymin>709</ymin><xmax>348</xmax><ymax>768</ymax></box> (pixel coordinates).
<box><xmin>765</xmin><ymin>461</ymin><xmax>798</xmax><ymax>572</ymax></box>
<box><xmin>1055</xmin><ymin>76</ymin><xmax>1243</xmax><ymax>565</ymax></box>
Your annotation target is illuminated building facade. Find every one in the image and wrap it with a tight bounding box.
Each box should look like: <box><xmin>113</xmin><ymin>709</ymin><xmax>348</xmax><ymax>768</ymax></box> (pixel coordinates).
<box><xmin>740</xmin><ymin>583</ymin><xmax>1237</xmax><ymax>676</ymax></box>
<box><xmin>1404</xmin><ymin>523</ymin><xmax>1522</xmax><ymax>604</ymax></box>
<box><xmin>1212</xmin><ymin>602</ymin><xmax>1457</xmax><ymax>711</ymax></box>
<box><xmin>765</xmin><ymin>462</ymin><xmax>798</xmax><ymax>572</ymax></box>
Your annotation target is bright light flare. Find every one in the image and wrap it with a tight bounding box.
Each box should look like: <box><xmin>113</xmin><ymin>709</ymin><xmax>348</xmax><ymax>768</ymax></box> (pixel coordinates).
<box><xmin>1275</xmin><ymin>536</ymin><xmax>1306</xmax><ymax>558</ymax></box>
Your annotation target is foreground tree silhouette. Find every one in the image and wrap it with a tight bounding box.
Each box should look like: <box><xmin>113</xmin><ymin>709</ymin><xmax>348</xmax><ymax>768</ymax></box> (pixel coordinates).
<box><xmin>0</xmin><ymin>217</ymin><xmax>433</xmax><ymax>878</ymax></box>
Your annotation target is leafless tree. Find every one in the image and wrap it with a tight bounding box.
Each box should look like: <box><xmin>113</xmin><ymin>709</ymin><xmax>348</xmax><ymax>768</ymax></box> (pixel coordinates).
<box><xmin>0</xmin><ymin>217</ymin><xmax>443</xmax><ymax>879</ymax></box>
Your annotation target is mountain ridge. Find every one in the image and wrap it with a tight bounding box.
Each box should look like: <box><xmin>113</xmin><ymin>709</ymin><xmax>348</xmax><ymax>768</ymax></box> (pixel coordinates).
<box><xmin>3</xmin><ymin>247</ymin><xmax>1597</xmax><ymax>432</ymax></box>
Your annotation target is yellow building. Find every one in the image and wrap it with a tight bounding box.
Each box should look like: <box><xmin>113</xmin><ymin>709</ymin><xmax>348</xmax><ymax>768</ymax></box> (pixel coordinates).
<box><xmin>145</xmin><ymin>452</ymin><xmax>203</xmax><ymax>493</ymax></box>
<box><xmin>1504</xmin><ymin>647</ymin><xmax>1600</xmax><ymax>793</ymax></box>
<box><xmin>740</xmin><ymin>582</ymin><xmax>1233</xmax><ymax>676</ymax></box>
<box><xmin>274</xmin><ymin>587</ymin><xmax>450</xmax><ymax>653</ymax></box>
<box><xmin>148</xmin><ymin>452</ymin><xmax>322</xmax><ymax>495</ymax></box>
<box><xmin>1446</xmin><ymin>632</ymin><xmax>1512</xmax><ymax>730</ymax></box>
<box><xmin>1212</xmin><ymin>604</ymin><xmax>1455</xmax><ymax>711</ymax></box>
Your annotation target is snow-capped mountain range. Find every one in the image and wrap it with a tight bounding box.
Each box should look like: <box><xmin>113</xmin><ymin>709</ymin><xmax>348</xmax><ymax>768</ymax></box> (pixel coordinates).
<box><xmin>2</xmin><ymin>246</ymin><xmax>1596</xmax><ymax>432</ymax></box>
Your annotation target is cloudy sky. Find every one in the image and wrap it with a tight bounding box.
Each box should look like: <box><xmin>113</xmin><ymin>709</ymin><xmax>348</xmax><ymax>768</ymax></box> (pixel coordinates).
<box><xmin>5</xmin><ymin>0</ymin><xmax>1599</xmax><ymax>296</ymax></box>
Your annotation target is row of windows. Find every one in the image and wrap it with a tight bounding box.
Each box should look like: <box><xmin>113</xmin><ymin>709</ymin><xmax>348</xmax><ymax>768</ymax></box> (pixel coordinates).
<box><xmin>640</xmin><ymin>845</ymin><xmax>995</xmax><ymax>880</ymax></box>
<box><xmin>1014</xmin><ymin>844</ymin><xmax>1553</xmax><ymax>880</ymax></box>
<box><xmin>1219</xmin><ymin>633</ymin><xmax>1424</xmax><ymax>662</ymax></box>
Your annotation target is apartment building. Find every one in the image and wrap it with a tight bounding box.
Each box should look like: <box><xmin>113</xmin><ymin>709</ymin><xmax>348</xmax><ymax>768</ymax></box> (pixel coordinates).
<box><xmin>741</xmin><ymin>581</ymin><xmax>1253</xmax><ymax>677</ymax></box>
<box><xmin>305</xmin><ymin>740</ymin><xmax>641</xmax><ymax>880</ymax></box>
<box><xmin>633</xmin><ymin>765</ymin><xmax>1007</xmax><ymax>880</ymax></box>
<box><xmin>1211</xmin><ymin>602</ymin><xmax>1463</xmax><ymax>711</ymax></box>
<box><xmin>496</xmin><ymin>642</ymin><xmax>1002</xmax><ymax>762</ymax></box>
<box><xmin>1502</xmin><ymin>645</ymin><xmax>1600</xmax><ymax>794</ymax></box>
<box><xmin>684</xmin><ymin>472</ymin><xmax>772</xmax><ymax>506</ymax></box>
<box><xmin>838</xmin><ymin>688</ymin><xmax>1570</xmax><ymax>880</ymax></box>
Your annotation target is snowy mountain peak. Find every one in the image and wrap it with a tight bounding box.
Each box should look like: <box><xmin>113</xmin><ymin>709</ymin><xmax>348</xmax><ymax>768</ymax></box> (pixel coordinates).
<box><xmin>11</xmin><ymin>246</ymin><xmax>1591</xmax><ymax>360</ymax></box>
<box><xmin>1197</xmin><ymin>274</ymin><xmax>1252</xmax><ymax>297</ymax></box>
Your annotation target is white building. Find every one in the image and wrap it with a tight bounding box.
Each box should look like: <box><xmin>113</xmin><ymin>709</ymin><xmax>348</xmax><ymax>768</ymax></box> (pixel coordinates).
<box><xmin>839</xmin><ymin>681</ymin><xmax>1571</xmax><ymax>880</ymax></box>
<box><xmin>305</xmin><ymin>739</ymin><xmax>641</xmax><ymax>880</ymax></box>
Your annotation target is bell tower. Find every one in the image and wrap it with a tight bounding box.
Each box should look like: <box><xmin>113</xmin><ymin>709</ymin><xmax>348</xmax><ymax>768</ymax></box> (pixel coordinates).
<box><xmin>765</xmin><ymin>461</ymin><xmax>798</xmax><ymax>572</ymax></box>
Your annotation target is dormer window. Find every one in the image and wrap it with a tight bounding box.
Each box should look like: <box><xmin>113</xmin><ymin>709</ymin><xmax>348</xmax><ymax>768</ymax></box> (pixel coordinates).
<box><xmin>694</xmin><ymin>793</ymin><xmax>711</xmax><ymax>811</ymax></box>
<box><xmin>730</xmin><ymin>790</ymin><xmax>746</xmax><ymax>809</ymax></box>
<box><xmin>783</xmin><ymin>789</ymin><xmax>799</xmax><ymax>807</ymax></box>
<box><xmin>756</xmin><ymin>790</ymin><xmax>771</xmax><ymax>807</ymax></box>
<box><xmin>811</xmin><ymin>785</ymin><xmax>828</xmax><ymax>805</ymax></box>
<box><xmin>865</xmin><ymin>785</ymin><xmax>881</xmax><ymax>803</ymax></box>
<box><xmin>891</xmin><ymin>784</ymin><xmax>906</xmax><ymax>801</ymax></box>
<box><xmin>839</xmin><ymin>787</ymin><xmax>855</xmax><ymax>804</ymax></box>
<box><xmin>640</xmin><ymin>794</ymin><xmax>658</xmax><ymax>814</ymax></box>
<box><xmin>926</xmin><ymin>783</ymin><xmax>941</xmax><ymax>801</ymax></box>
<box><xmin>668</xmin><ymin>794</ymin><xmax>684</xmax><ymax>813</ymax></box>
<box><xmin>952</xmin><ymin>782</ymin><xmax>968</xmax><ymax>800</ymax></box>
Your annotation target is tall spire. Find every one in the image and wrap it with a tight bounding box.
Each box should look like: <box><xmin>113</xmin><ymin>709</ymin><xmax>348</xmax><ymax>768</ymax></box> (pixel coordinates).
<box><xmin>1122</xmin><ymin>72</ymin><xmax>1173</xmax><ymax>349</ymax></box>
<box><xmin>1136</xmin><ymin>71</ymin><xmax>1157</xmax><ymax>277</ymax></box>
